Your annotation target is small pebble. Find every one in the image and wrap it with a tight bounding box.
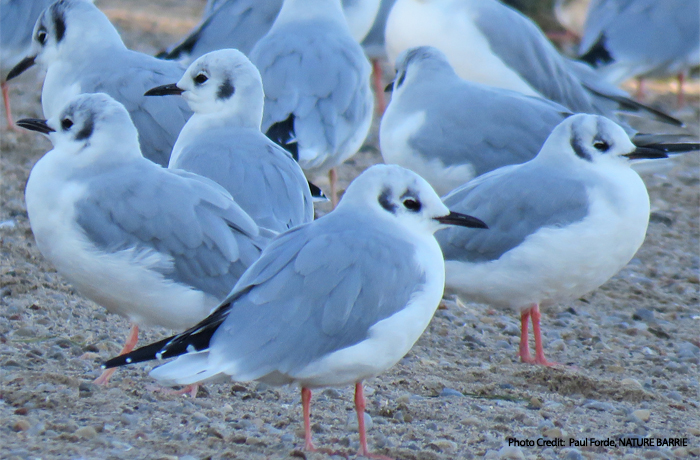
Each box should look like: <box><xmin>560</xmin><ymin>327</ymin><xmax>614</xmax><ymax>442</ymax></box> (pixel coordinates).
<box><xmin>346</xmin><ymin>412</ymin><xmax>373</xmax><ymax>432</ymax></box>
<box><xmin>632</xmin><ymin>308</ymin><xmax>655</xmax><ymax>323</ymax></box>
<box><xmin>75</xmin><ymin>426</ymin><xmax>97</xmax><ymax>439</ymax></box>
<box><xmin>583</xmin><ymin>400</ymin><xmax>615</xmax><ymax>412</ymax></box>
<box><xmin>561</xmin><ymin>448</ymin><xmax>584</xmax><ymax>460</ymax></box>
<box><xmin>528</xmin><ymin>397</ymin><xmax>543</xmax><ymax>409</ymax></box>
<box><xmin>543</xmin><ymin>428</ymin><xmax>563</xmax><ymax>438</ymax></box>
<box><xmin>620</xmin><ymin>378</ymin><xmax>643</xmax><ymax>390</ymax></box>
<box><xmin>632</xmin><ymin>410</ymin><xmax>650</xmax><ymax>422</ymax></box>
<box><xmin>497</xmin><ymin>446</ymin><xmax>525</xmax><ymax>459</ymax></box>
<box><xmin>12</xmin><ymin>419</ymin><xmax>31</xmax><ymax>432</ymax></box>
<box><xmin>439</xmin><ymin>388</ymin><xmax>463</xmax><ymax>398</ymax></box>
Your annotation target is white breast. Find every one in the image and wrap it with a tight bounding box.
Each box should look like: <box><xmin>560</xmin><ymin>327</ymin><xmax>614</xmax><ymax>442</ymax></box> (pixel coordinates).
<box><xmin>445</xmin><ymin>165</ymin><xmax>650</xmax><ymax>312</ymax></box>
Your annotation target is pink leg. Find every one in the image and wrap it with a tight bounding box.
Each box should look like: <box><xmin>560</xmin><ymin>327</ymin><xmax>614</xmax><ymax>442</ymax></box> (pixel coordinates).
<box><xmin>355</xmin><ymin>382</ymin><xmax>393</xmax><ymax>460</ymax></box>
<box><xmin>2</xmin><ymin>82</ymin><xmax>19</xmax><ymax>131</ymax></box>
<box><xmin>530</xmin><ymin>305</ymin><xmax>559</xmax><ymax>366</ymax></box>
<box><xmin>302</xmin><ymin>387</ymin><xmax>316</xmax><ymax>451</ymax></box>
<box><xmin>635</xmin><ymin>77</ymin><xmax>645</xmax><ymax>100</ymax></box>
<box><xmin>94</xmin><ymin>324</ymin><xmax>139</xmax><ymax>385</ymax></box>
<box><xmin>677</xmin><ymin>72</ymin><xmax>686</xmax><ymax>108</ymax></box>
<box><xmin>519</xmin><ymin>307</ymin><xmax>535</xmax><ymax>364</ymax></box>
<box><xmin>152</xmin><ymin>383</ymin><xmax>200</xmax><ymax>398</ymax></box>
<box><xmin>329</xmin><ymin>168</ymin><xmax>338</xmax><ymax>208</ymax></box>
<box><xmin>372</xmin><ymin>59</ymin><xmax>386</xmax><ymax>116</ymax></box>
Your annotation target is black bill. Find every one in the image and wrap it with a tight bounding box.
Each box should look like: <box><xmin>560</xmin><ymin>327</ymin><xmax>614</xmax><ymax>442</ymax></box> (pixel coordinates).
<box><xmin>16</xmin><ymin>118</ymin><xmax>55</xmax><ymax>134</ymax></box>
<box><xmin>7</xmin><ymin>55</ymin><xmax>37</xmax><ymax>81</ymax></box>
<box><xmin>144</xmin><ymin>83</ymin><xmax>184</xmax><ymax>96</ymax></box>
<box><xmin>435</xmin><ymin>211</ymin><xmax>488</xmax><ymax>229</ymax></box>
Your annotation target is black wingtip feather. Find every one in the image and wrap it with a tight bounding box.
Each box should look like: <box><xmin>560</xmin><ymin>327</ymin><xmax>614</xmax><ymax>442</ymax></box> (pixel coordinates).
<box><xmin>584</xmin><ymin>85</ymin><xmax>684</xmax><ymax>127</ymax></box>
<box><xmin>266</xmin><ymin>114</ymin><xmax>298</xmax><ymax>161</ymax></box>
<box><xmin>579</xmin><ymin>34</ymin><xmax>614</xmax><ymax>67</ymax></box>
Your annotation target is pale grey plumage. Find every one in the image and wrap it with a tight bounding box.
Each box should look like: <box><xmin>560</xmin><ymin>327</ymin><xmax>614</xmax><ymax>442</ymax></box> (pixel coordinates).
<box><xmin>437</xmin><ymin>164</ymin><xmax>589</xmax><ymax>263</ymax></box>
<box><xmin>172</xmin><ymin>126</ymin><xmax>314</xmax><ymax>232</ymax></box>
<box><xmin>251</xmin><ymin>0</ymin><xmax>373</xmax><ymax>174</ymax></box>
<box><xmin>361</xmin><ymin>0</ymin><xmax>397</xmax><ymax>59</ymax></box>
<box><xmin>0</xmin><ymin>0</ymin><xmax>53</xmax><ymax>79</ymax></box>
<box><xmin>73</xmin><ymin>163</ymin><xmax>264</xmax><ymax>300</ymax></box>
<box><xmin>204</xmin><ymin>211</ymin><xmax>425</xmax><ymax>382</ymax></box>
<box><xmin>12</xmin><ymin>0</ymin><xmax>191</xmax><ymax>166</ymax></box>
<box><xmin>578</xmin><ymin>0</ymin><xmax>700</xmax><ymax>83</ymax></box>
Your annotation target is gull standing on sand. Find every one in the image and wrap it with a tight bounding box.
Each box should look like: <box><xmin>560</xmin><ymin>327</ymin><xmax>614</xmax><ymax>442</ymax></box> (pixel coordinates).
<box><xmin>0</xmin><ymin>0</ymin><xmax>53</xmax><ymax>129</ymax></box>
<box><xmin>436</xmin><ymin>114</ymin><xmax>668</xmax><ymax>366</ymax></box>
<box><xmin>381</xmin><ymin>47</ymin><xmax>699</xmax><ymax>196</ymax></box>
<box><xmin>104</xmin><ymin>164</ymin><xmax>487</xmax><ymax>458</ymax></box>
<box><xmin>383</xmin><ymin>0</ymin><xmax>683</xmax><ymax>124</ymax></box>
<box><xmin>163</xmin><ymin>0</ymin><xmax>380</xmax><ymax>63</ymax></box>
<box><xmin>18</xmin><ymin>93</ymin><xmax>269</xmax><ymax>386</ymax></box>
<box><xmin>144</xmin><ymin>49</ymin><xmax>313</xmax><ymax>233</ymax></box>
<box><xmin>6</xmin><ymin>0</ymin><xmax>191</xmax><ymax>166</ymax></box>
<box><xmin>250</xmin><ymin>0</ymin><xmax>374</xmax><ymax>206</ymax></box>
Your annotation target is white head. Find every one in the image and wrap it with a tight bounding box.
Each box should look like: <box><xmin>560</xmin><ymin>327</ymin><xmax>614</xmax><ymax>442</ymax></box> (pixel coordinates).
<box><xmin>145</xmin><ymin>49</ymin><xmax>264</xmax><ymax>128</ymax></box>
<box><xmin>338</xmin><ymin>164</ymin><xmax>487</xmax><ymax>235</ymax></box>
<box><xmin>388</xmin><ymin>46</ymin><xmax>457</xmax><ymax>97</ymax></box>
<box><xmin>18</xmin><ymin>93</ymin><xmax>142</xmax><ymax>167</ymax></box>
<box><xmin>538</xmin><ymin>114</ymin><xmax>667</xmax><ymax>167</ymax></box>
<box><xmin>6</xmin><ymin>0</ymin><xmax>123</xmax><ymax>79</ymax></box>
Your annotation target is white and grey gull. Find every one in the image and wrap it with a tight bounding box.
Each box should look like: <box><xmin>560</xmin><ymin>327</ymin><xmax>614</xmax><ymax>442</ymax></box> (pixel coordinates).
<box><xmin>103</xmin><ymin>164</ymin><xmax>487</xmax><ymax>457</ymax></box>
<box><xmin>144</xmin><ymin>49</ymin><xmax>314</xmax><ymax>233</ymax></box>
<box><xmin>18</xmin><ymin>92</ymin><xmax>270</xmax><ymax>386</ymax></box>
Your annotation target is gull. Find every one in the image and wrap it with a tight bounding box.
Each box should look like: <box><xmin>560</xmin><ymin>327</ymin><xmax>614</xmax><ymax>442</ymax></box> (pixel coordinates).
<box><xmin>18</xmin><ymin>92</ymin><xmax>269</xmax><ymax>386</ymax></box>
<box><xmin>144</xmin><ymin>49</ymin><xmax>313</xmax><ymax>233</ymax></box>
<box><xmin>251</xmin><ymin>0</ymin><xmax>374</xmax><ymax>206</ymax></box>
<box><xmin>436</xmin><ymin>114</ymin><xmax>669</xmax><ymax>366</ymax></box>
<box><xmin>6</xmin><ymin>0</ymin><xmax>191</xmax><ymax>166</ymax></box>
<box><xmin>103</xmin><ymin>164</ymin><xmax>487</xmax><ymax>457</ymax></box>
<box><xmin>0</xmin><ymin>0</ymin><xmax>53</xmax><ymax>130</ymax></box>
<box><xmin>383</xmin><ymin>0</ymin><xmax>683</xmax><ymax>125</ymax></box>
<box><xmin>163</xmin><ymin>0</ymin><xmax>380</xmax><ymax>64</ymax></box>
<box><xmin>381</xmin><ymin>47</ymin><xmax>700</xmax><ymax>196</ymax></box>
<box><xmin>578</xmin><ymin>0</ymin><xmax>700</xmax><ymax>104</ymax></box>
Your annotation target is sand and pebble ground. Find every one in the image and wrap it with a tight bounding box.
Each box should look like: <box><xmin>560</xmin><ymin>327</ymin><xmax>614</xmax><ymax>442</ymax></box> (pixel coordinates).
<box><xmin>1</xmin><ymin>1</ymin><xmax>699</xmax><ymax>459</ymax></box>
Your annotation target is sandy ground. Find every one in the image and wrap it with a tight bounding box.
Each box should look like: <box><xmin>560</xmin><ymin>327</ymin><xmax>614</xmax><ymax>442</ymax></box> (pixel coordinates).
<box><xmin>1</xmin><ymin>1</ymin><xmax>699</xmax><ymax>459</ymax></box>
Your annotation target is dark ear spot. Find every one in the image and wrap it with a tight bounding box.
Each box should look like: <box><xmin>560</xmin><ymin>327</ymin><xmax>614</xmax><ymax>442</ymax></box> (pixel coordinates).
<box><xmin>378</xmin><ymin>187</ymin><xmax>396</xmax><ymax>213</ymax></box>
<box><xmin>75</xmin><ymin>115</ymin><xmax>94</xmax><ymax>141</ymax></box>
<box><xmin>570</xmin><ymin>133</ymin><xmax>591</xmax><ymax>161</ymax></box>
<box><xmin>216</xmin><ymin>78</ymin><xmax>235</xmax><ymax>100</ymax></box>
<box><xmin>53</xmin><ymin>9</ymin><xmax>66</xmax><ymax>43</ymax></box>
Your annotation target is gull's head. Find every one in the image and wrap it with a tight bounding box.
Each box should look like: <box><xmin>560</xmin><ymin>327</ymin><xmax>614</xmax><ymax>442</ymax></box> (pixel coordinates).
<box><xmin>388</xmin><ymin>46</ymin><xmax>454</xmax><ymax>95</ymax></box>
<box><xmin>338</xmin><ymin>164</ymin><xmax>487</xmax><ymax>235</ymax></box>
<box><xmin>145</xmin><ymin>49</ymin><xmax>264</xmax><ymax>127</ymax></box>
<box><xmin>18</xmin><ymin>93</ymin><xmax>141</xmax><ymax>165</ymax></box>
<box><xmin>7</xmin><ymin>0</ymin><xmax>121</xmax><ymax>80</ymax></box>
<box><xmin>540</xmin><ymin>114</ymin><xmax>668</xmax><ymax>166</ymax></box>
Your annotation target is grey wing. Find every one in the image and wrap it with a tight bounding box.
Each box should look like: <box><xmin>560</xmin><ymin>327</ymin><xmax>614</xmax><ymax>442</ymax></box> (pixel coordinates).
<box><xmin>84</xmin><ymin>52</ymin><xmax>192</xmax><ymax>166</ymax></box>
<box><xmin>172</xmin><ymin>128</ymin><xmax>313</xmax><ymax>232</ymax></box>
<box><xmin>74</xmin><ymin>163</ymin><xmax>264</xmax><ymax>300</ymax></box>
<box><xmin>404</xmin><ymin>78</ymin><xmax>570</xmax><ymax>175</ymax></box>
<box><xmin>473</xmin><ymin>1</ymin><xmax>598</xmax><ymax>114</ymax></box>
<box><xmin>208</xmin><ymin>214</ymin><xmax>425</xmax><ymax>381</ymax></box>
<box><xmin>437</xmin><ymin>163</ymin><xmax>590</xmax><ymax>263</ymax></box>
<box><xmin>165</xmin><ymin>0</ymin><xmax>282</xmax><ymax>61</ymax></box>
<box><xmin>252</xmin><ymin>22</ymin><xmax>373</xmax><ymax>168</ymax></box>
<box><xmin>0</xmin><ymin>0</ymin><xmax>53</xmax><ymax>72</ymax></box>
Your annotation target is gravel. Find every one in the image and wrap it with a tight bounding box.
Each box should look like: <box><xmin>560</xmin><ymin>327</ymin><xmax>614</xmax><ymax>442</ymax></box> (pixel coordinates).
<box><xmin>1</xmin><ymin>1</ymin><xmax>699</xmax><ymax>459</ymax></box>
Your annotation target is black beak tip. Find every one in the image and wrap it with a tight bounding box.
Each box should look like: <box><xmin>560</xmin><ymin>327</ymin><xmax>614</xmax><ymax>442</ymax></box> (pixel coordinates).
<box><xmin>6</xmin><ymin>55</ymin><xmax>37</xmax><ymax>81</ymax></box>
<box><xmin>16</xmin><ymin>118</ymin><xmax>55</xmax><ymax>134</ymax></box>
<box><xmin>144</xmin><ymin>83</ymin><xmax>184</xmax><ymax>97</ymax></box>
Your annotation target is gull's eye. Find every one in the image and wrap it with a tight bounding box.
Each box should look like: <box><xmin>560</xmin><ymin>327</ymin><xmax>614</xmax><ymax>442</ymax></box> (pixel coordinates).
<box><xmin>193</xmin><ymin>74</ymin><xmax>208</xmax><ymax>85</ymax></box>
<box><xmin>593</xmin><ymin>141</ymin><xmax>609</xmax><ymax>152</ymax></box>
<box><xmin>61</xmin><ymin>118</ymin><xmax>73</xmax><ymax>130</ymax></box>
<box><xmin>403</xmin><ymin>198</ymin><xmax>421</xmax><ymax>212</ymax></box>
<box><xmin>37</xmin><ymin>29</ymin><xmax>47</xmax><ymax>45</ymax></box>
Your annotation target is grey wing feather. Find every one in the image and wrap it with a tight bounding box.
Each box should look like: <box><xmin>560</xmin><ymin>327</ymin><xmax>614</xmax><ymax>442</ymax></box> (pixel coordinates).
<box><xmin>252</xmin><ymin>21</ymin><xmax>372</xmax><ymax>169</ymax></box>
<box><xmin>437</xmin><ymin>163</ymin><xmax>590</xmax><ymax>263</ymax></box>
<box><xmin>81</xmin><ymin>51</ymin><xmax>192</xmax><ymax>166</ymax></box>
<box><xmin>165</xmin><ymin>0</ymin><xmax>282</xmax><ymax>61</ymax></box>
<box><xmin>74</xmin><ymin>163</ymin><xmax>264</xmax><ymax>300</ymax></box>
<box><xmin>171</xmin><ymin>127</ymin><xmax>313</xmax><ymax>232</ymax></box>
<box><xmin>401</xmin><ymin>76</ymin><xmax>570</xmax><ymax>174</ymax></box>
<box><xmin>473</xmin><ymin>1</ymin><xmax>598</xmax><ymax>114</ymax></box>
<box><xmin>208</xmin><ymin>212</ymin><xmax>425</xmax><ymax>380</ymax></box>
<box><xmin>361</xmin><ymin>0</ymin><xmax>397</xmax><ymax>58</ymax></box>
